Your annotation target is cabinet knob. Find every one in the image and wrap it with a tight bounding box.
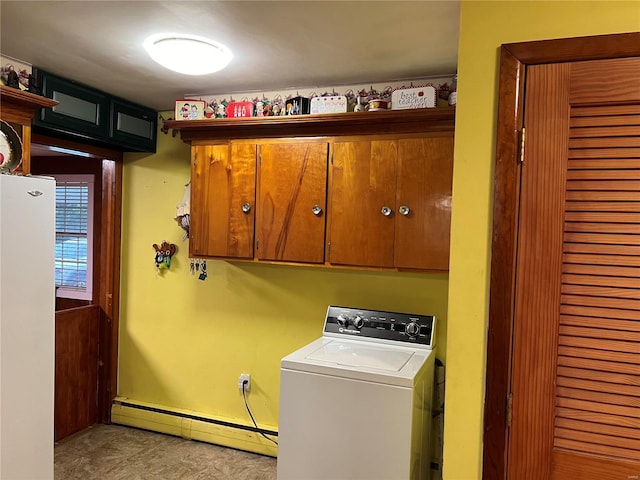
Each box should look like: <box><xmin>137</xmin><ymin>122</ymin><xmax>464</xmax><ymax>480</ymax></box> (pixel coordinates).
<box><xmin>241</xmin><ymin>203</ymin><xmax>251</xmax><ymax>213</ymax></box>
<box><xmin>381</xmin><ymin>206</ymin><xmax>393</xmax><ymax>217</ymax></box>
<box><xmin>399</xmin><ymin>205</ymin><xmax>410</xmax><ymax>216</ymax></box>
<box><xmin>312</xmin><ymin>205</ymin><xmax>323</xmax><ymax>216</ymax></box>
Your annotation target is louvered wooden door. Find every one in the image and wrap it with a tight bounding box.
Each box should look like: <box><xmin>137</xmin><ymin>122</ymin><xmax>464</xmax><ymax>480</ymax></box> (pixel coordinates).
<box><xmin>509</xmin><ymin>57</ymin><xmax>640</xmax><ymax>478</ymax></box>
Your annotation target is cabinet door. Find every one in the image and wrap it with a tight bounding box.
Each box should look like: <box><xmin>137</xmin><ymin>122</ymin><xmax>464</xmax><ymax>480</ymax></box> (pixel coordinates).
<box><xmin>109</xmin><ymin>99</ymin><xmax>157</xmax><ymax>152</ymax></box>
<box><xmin>190</xmin><ymin>143</ymin><xmax>256</xmax><ymax>258</ymax></box>
<box><xmin>256</xmin><ymin>142</ymin><xmax>328</xmax><ymax>263</ymax></box>
<box><xmin>36</xmin><ymin>70</ymin><xmax>109</xmax><ymax>140</ymax></box>
<box><xmin>395</xmin><ymin>134</ymin><xmax>454</xmax><ymax>270</ymax></box>
<box><xmin>330</xmin><ymin>140</ymin><xmax>397</xmax><ymax>267</ymax></box>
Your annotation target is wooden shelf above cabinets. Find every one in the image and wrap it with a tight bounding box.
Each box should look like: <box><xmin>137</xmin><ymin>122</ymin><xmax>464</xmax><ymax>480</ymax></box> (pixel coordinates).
<box><xmin>164</xmin><ymin>107</ymin><xmax>456</xmax><ymax>141</ymax></box>
<box><xmin>0</xmin><ymin>85</ymin><xmax>58</xmax><ymax>125</ymax></box>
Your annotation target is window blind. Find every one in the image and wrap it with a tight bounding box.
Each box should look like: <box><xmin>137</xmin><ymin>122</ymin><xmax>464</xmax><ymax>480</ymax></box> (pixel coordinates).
<box><xmin>55</xmin><ymin>176</ymin><xmax>94</xmax><ymax>299</ymax></box>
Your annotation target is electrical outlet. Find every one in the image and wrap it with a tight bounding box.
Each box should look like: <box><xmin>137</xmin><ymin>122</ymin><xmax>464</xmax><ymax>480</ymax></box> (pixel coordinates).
<box><xmin>238</xmin><ymin>373</ymin><xmax>250</xmax><ymax>392</ymax></box>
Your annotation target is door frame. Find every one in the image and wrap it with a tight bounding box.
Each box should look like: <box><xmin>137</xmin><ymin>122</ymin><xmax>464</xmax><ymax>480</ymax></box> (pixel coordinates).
<box><xmin>32</xmin><ymin>132</ymin><xmax>123</xmax><ymax>425</ymax></box>
<box><xmin>483</xmin><ymin>32</ymin><xmax>640</xmax><ymax>480</ymax></box>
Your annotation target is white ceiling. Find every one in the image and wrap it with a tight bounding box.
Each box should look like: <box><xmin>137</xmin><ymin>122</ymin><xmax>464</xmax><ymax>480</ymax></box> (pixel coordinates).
<box><xmin>0</xmin><ymin>1</ymin><xmax>460</xmax><ymax>112</ymax></box>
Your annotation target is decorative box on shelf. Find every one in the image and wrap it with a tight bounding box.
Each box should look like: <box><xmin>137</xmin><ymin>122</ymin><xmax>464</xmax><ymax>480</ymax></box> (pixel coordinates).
<box><xmin>391</xmin><ymin>85</ymin><xmax>437</xmax><ymax>110</ymax></box>
<box><xmin>227</xmin><ymin>101</ymin><xmax>254</xmax><ymax>118</ymax></box>
<box><xmin>310</xmin><ymin>96</ymin><xmax>347</xmax><ymax>114</ymax></box>
<box><xmin>175</xmin><ymin>100</ymin><xmax>206</xmax><ymax>120</ymax></box>
<box><xmin>285</xmin><ymin>96</ymin><xmax>310</xmax><ymax>115</ymax></box>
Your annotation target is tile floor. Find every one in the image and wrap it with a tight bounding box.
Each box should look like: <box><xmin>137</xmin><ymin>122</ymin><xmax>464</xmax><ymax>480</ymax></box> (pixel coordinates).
<box><xmin>54</xmin><ymin>424</ymin><xmax>277</xmax><ymax>479</ymax></box>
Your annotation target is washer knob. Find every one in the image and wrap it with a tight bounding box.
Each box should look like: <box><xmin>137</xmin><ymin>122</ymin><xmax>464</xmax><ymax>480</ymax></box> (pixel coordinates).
<box><xmin>352</xmin><ymin>315</ymin><xmax>364</xmax><ymax>329</ymax></box>
<box><xmin>337</xmin><ymin>314</ymin><xmax>349</xmax><ymax>327</ymax></box>
<box><xmin>405</xmin><ymin>322</ymin><xmax>420</xmax><ymax>336</ymax></box>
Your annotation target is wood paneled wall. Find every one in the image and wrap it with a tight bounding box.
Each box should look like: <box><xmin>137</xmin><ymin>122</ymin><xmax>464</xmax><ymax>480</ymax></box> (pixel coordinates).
<box><xmin>55</xmin><ymin>305</ymin><xmax>99</xmax><ymax>441</ymax></box>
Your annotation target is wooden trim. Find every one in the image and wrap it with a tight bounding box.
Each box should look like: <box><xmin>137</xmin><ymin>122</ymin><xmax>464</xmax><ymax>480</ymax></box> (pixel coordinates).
<box><xmin>483</xmin><ymin>45</ymin><xmax>525</xmax><ymax>480</ymax></box>
<box><xmin>32</xmin><ymin>132</ymin><xmax>124</xmax><ymax>161</ymax></box>
<box><xmin>504</xmin><ymin>32</ymin><xmax>640</xmax><ymax>65</ymax></box>
<box><xmin>97</xmin><ymin>159</ymin><xmax>123</xmax><ymax>423</ymax></box>
<box><xmin>31</xmin><ymin>132</ymin><xmax>123</xmax><ymax>425</ymax></box>
<box><xmin>165</xmin><ymin>107</ymin><xmax>456</xmax><ymax>141</ymax></box>
<box><xmin>22</xmin><ymin>126</ymin><xmax>32</xmax><ymax>174</ymax></box>
<box><xmin>484</xmin><ymin>31</ymin><xmax>640</xmax><ymax>480</ymax></box>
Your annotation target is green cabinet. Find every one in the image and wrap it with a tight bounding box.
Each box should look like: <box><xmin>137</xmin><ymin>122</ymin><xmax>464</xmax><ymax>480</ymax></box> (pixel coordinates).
<box><xmin>35</xmin><ymin>70</ymin><xmax>109</xmax><ymax>140</ymax></box>
<box><xmin>34</xmin><ymin>69</ymin><xmax>157</xmax><ymax>152</ymax></box>
<box><xmin>110</xmin><ymin>99</ymin><xmax>157</xmax><ymax>152</ymax></box>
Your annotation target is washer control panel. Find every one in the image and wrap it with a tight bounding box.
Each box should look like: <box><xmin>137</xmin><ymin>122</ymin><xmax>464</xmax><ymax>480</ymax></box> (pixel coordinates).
<box><xmin>324</xmin><ymin>305</ymin><xmax>435</xmax><ymax>347</ymax></box>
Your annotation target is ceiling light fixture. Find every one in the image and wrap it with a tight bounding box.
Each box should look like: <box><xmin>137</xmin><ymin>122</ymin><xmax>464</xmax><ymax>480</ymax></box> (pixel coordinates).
<box><xmin>143</xmin><ymin>33</ymin><xmax>232</xmax><ymax>76</ymax></box>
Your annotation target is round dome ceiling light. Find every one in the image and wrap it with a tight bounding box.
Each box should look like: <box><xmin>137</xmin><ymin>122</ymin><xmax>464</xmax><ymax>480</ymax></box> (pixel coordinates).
<box><xmin>143</xmin><ymin>33</ymin><xmax>233</xmax><ymax>76</ymax></box>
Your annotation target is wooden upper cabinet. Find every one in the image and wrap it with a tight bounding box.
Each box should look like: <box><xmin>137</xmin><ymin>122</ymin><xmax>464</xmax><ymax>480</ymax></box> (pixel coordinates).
<box><xmin>395</xmin><ymin>134</ymin><xmax>454</xmax><ymax>270</ymax></box>
<box><xmin>330</xmin><ymin>140</ymin><xmax>397</xmax><ymax>267</ymax></box>
<box><xmin>169</xmin><ymin>108</ymin><xmax>456</xmax><ymax>271</ymax></box>
<box><xmin>330</xmin><ymin>134</ymin><xmax>454</xmax><ymax>271</ymax></box>
<box><xmin>190</xmin><ymin>143</ymin><xmax>256</xmax><ymax>258</ymax></box>
<box><xmin>256</xmin><ymin>142</ymin><xmax>328</xmax><ymax>263</ymax></box>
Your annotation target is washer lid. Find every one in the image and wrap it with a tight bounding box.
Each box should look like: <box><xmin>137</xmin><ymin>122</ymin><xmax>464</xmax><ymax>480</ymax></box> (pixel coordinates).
<box><xmin>282</xmin><ymin>337</ymin><xmax>434</xmax><ymax>387</ymax></box>
<box><xmin>305</xmin><ymin>340</ymin><xmax>413</xmax><ymax>371</ymax></box>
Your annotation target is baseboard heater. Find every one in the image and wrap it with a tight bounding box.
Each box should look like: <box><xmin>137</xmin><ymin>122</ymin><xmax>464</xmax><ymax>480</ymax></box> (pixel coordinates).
<box><xmin>116</xmin><ymin>399</ymin><xmax>278</xmax><ymax>436</ymax></box>
<box><xmin>111</xmin><ymin>398</ymin><xmax>278</xmax><ymax>457</ymax></box>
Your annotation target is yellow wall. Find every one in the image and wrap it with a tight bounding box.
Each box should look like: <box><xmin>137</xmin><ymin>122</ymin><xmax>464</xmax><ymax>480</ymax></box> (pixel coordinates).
<box><xmin>445</xmin><ymin>1</ymin><xmax>639</xmax><ymax>479</ymax></box>
<box><xmin>119</xmin><ymin>0</ymin><xmax>638</xmax><ymax>473</ymax></box>
<box><xmin>119</xmin><ymin>124</ymin><xmax>450</xmax><ymax>451</ymax></box>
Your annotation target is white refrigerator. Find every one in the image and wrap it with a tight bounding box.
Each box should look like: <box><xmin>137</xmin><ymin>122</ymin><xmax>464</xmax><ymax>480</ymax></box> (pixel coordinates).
<box><xmin>0</xmin><ymin>174</ymin><xmax>55</xmax><ymax>479</ymax></box>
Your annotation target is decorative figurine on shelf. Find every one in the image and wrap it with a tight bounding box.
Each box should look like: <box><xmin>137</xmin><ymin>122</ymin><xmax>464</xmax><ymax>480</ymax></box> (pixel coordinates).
<box><xmin>344</xmin><ymin>89</ymin><xmax>357</xmax><ymax>112</ymax></box>
<box><xmin>27</xmin><ymin>74</ymin><xmax>42</xmax><ymax>95</ymax></box>
<box><xmin>5</xmin><ymin>65</ymin><xmax>20</xmax><ymax>89</ymax></box>
<box><xmin>269</xmin><ymin>96</ymin><xmax>282</xmax><ymax>116</ymax></box>
<box><xmin>216</xmin><ymin>101</ymin><xmax>227</xmax><ymax>118</ymax></box>
<box><xmin>448</xmin><ymin>74</ymin><xmax>458</xmax><ymax>106</ymax></box>
<box><xmin>437</xmin><ymin>83</ymin><xmax>451</xmax><ymax>107</ymax></box>
<box><xmin>153</xmin><ymin>240</ymin><xmax>177</xmax><ymax>271</ymax></box>
<box><xmin>354</xmin><ymin>95</ymin><xmax>366</xmax><ymax>112</ymax></box>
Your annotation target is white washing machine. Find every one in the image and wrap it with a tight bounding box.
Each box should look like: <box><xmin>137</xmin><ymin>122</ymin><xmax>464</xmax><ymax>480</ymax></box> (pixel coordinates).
<box><xmin>277</xmin><ymin>305</ymin><xmax>436</xmax><ymax>480</ymax></box>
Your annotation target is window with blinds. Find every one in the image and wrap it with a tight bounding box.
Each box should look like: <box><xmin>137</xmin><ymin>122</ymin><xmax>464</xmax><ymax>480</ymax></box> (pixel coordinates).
<box><xmin>55</xmin><ymin>175</ymin><xmax>94</xmax><ymax>300</ymax></box>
